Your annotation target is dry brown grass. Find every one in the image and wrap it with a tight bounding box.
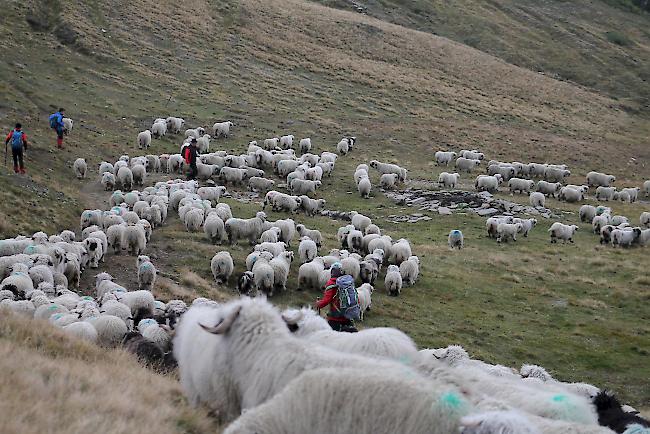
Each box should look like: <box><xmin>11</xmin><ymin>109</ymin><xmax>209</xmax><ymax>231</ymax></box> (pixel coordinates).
<box><xmin>0</xmin><ymin>313</ymin><xmax>220</xmax><ymax>434</ymax></box>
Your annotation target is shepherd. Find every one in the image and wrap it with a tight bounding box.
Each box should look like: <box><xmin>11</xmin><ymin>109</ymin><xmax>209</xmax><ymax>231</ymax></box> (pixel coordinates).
<box><xmin>4</xmin><ymin>123</ymin><xmax>28</xmax><ymax>174</ymax></box>
<box><xmin>314</xmin><ymin>262</ymin><xmax>359</xmax><ymax>332</ymax></box>
<box><xmin>49</xmin><ymin>107</ymin><xmax>65</xmax><ymax>149</ymax></box>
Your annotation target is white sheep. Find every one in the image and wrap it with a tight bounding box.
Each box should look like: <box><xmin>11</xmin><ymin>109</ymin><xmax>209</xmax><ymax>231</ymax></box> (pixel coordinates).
<box><xmin>369</xmin><ymin>160</ymin><xmax>406</xmax><ymax>181</ymax></box>
<box><xmin>213</xmin><ymin>203</ymin><xmax>233</xmax><ymax>222</ymax></box>
<box><xmin>122</xmin><ymin>223</ymin><xmax>146</xmax><ymax>255</ymax></box>
<box><xmin>475</xmin><ymin>175</ymin><xmax>501</xmax><ymax>193</ymax></box>
<box><xmin>62</xmin><ymin>117</ymin><xmax>73</xmax><ymax>134</ymax></box>
<box><xmin>496</xmin><ymin>223</ymin><xmax>523</xmax><ymax>243</ymax></box>
<box><xmin>350</xmin><ymin>211</ymin><xmax>372</xmax><ymax>232</ymax></box>
<box><xmin>536</xmin><ymin>180</ymin><xmax>562</xmax><ymax>197</ymax></box>
<box><xmin>460</xmin><ymin>150</ymin><xmax>484</xmax><ymax>160</ymax></box>
<box><xmin>356</xmin><ymin>283</ymin><xmax>373</xmax><ymax>318</ymax></box>
<box><xmin>184</xmin><ymin>208</ymin><xmax>205</xmax><ymax>232</ymax></box>
<box><xmin>380</xmin><ymin>173</ymin><xmax>399</xmax><ymax>189</ymax></box>
<box><xmin>260</xmin><ymin>227</ymin><xmax>281</xmax><ymax>243</ymax></box>
<box><xmin>559</xmin><ymin>186</ymin><xmax>584</xmax><ymax>203</ymax></box>
<box><xmin>384</xmin><ymin>264</ymin><xmax>402</xmax><ymax>296</ymax></box>
<box><xmin>529</xmin><ymin>192</ymin><xmax>545</xmax><ymax>208</ymax></box>
<box><xmin>116</xmin><ymin>290</ymin><xmax>155</xmax><ymax>322</ymax></box>
<box><xmin>587</xmin><ymin>171</ymin><xmax>616</xmax><ymax>187</ymax></box>
<box><xmin>548</xmin><ymin>222</ymin><xmax>578</xmax><ymax>244</ymax></box>
<box><xmin>435</xmin><ymin>151</ymin><xmax>457</xmax><ymax>166</ymax></box>
<box><xmin>225</xmin><ymin>212</ymin><xmax>267</xmax><ymax>245</ymax></box>
<box><xmin>399</xmin><ymin>255</ymin><xmax>419</xmax><ymax>285</ymax></box>
<box><xmin>389</xmin><ymin>238</ymin><xmax>411</xmax><ymax>264</ymax></box>
<box><xmin>336</xmin><ymin>138</ymin><xmax>349</xmax><ymax>155</ymax></box>
<box><xmin>248</xmin><ymin>176</ymin><xmax>275</xmax><ymax>193</ymax></box>
<box><xmin>298</xmin><ymin>195</ymin><xmax>326</xmax><ymax>216</ymax></box>
<box><xmin>252</xmin><ymin>257</ymin><xmax>275</xmax><ymax>296</ymax></box>
<box><xmin>290</xmin><ymin>178</ymin><xmax>321</xmax><ymax>195</ymax></box>
<box><xmin>455</xmin><ymin>157</ymin><xmax>481</xmax><ymax>173</ymax></box>
<box><xmin>269</xmin><ymin>251</ymin><xmax>293</xmax><ymax>292</ymax></box>
<box><xmin>298</xmin><ymin>237</ymin><xmax>317</xmax><ymax>263</ymax></box>
<box><xmin>117</xmin><ymin>166</ymin><xmax>134</xmax><ymax>191</ymax></box>
<box><xmin>544</xmin><ymin>167</ymin><xmax>570</xmax><ymax>183</ymax></box>
<box><xmin>279</xmin><ymin>134</ymin><xmax>294</xmax><ymax>149</ymax></box>
<box><xmin>137</xmin><ymin>130</ymin><xmax>152</xmax><ymax>149</ymax></box>
<box><xmin>579</xmin><ymin>205</ymin><xmax>597</xmax><ymax>223</ymax></box>
<box><xmin>508</xmin><ymin>178</ymin><xmax>535</xmax><ymax>194</ymax></box>
<box><xmin>621</xmin><ymin>187</ymin><xmax>640</xmax><ymax>202</ymax></box>
<box><xmin>640</xmin><ymin>212</ymin><xmax>650</xmax><ymax>228</ymax></box>
<box><xmin>136</xmin><ymin>255</ymin><xmax>156</xmax><ymax>291</ymax></box>
<box><xmin>439</xmin><ymin>172</ymin><xmax>460</xmax><ymax>189</ymax></box>
<box><xmin>357</xmin><ymin>177</ymin><xmax>372</xmax><ymax>198</ymax></box>
<box><xmin>73</xmin><ymin>158</ymin><xmax>87</xmax><ymax>179</ymax></box>
<box><xmin>296</xmin><ymin>224</ymin><xmax>322</xmax><ymax>247</ymax></box>
<box><xmin>212</xmin><ymin>121</ymin><xmax>233</xmax><ymax>138</ymax></box>
<box><xmin>298</xmin><ymin>138</ymin><xmax>311</xmax><ymax>154</ymax></box>
<box><xmin>151</xmin><ymin>120</ymin><xmax>167</xmax><ymax>138</ymax></box>
<box><xmin>211</xmin><ymin>251</ymin><xmax>234</xmax><ymax>284</ymax></box>
<box><xmin>89</xmin><ymin>314</ymin><xmax>128</xmax><ymax>348</ymax></box>
<box><xmin>1</xmin><ymin>264</ymin><xmax>34</xmax><ymax>299</ymax></box>
<box><xmin>448</xmin><ymin>229</ymin><xmax>464</xmax><ymax>249</ymax></box>
<box><xmin>595</xmin><ymin>186</ymin><xmax>616</xmax><ymax>201</ymax></box>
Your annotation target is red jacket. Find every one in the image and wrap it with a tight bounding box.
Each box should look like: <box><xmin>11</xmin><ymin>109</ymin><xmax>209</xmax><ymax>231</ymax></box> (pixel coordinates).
<box><xmin>315</xmin><ymin>277</ymin><xmax>347</xmax><ymax>323</ymax></box>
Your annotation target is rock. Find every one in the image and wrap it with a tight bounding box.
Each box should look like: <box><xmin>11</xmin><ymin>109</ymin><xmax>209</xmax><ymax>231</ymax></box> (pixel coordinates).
<box><xmin>412</xmin><ymin>213</ymin><xmax>424</xmax><ymax>217</ymax></box>
<box><xmin>438</xmin><ymin>207</ymin><xmax>452</xmax><ymax>215</ymax></box>
<box><xmin>477</xmin><ymin>208</ymin><xmax>498</xmax><ymax>216</ymax></box>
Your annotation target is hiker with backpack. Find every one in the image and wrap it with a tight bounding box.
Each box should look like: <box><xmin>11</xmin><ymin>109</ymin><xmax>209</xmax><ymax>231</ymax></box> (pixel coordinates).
<box><xmin>181</xmin><ymin>138</ymin><xmax>198</xmax><ymax>180</ymax></box>
<box><xmin>49</xmin><ymin>108</ymin><xmax>65</xmax><ymax>149</ymax></box>
<box><xmin>4</xmin><ymin>123</ymin><xmax>28</xmax><ymax>174</ymax></box>
<box><xmin>314</xmin><ymin>262</ymin><xmax>360</xmax><ymax>332</ymax></box>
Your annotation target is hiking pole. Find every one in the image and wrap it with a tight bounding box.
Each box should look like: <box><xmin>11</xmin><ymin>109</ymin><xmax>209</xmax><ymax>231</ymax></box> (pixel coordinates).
<box><xmin>4</xmin><ymin>143</ymin><xmax>7</xmax><ymax>168</ymax></box>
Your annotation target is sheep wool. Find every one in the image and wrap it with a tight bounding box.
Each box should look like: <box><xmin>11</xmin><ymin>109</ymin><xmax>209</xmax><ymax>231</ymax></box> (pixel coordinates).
<box><xmin>73</xmin><ymin>158</ymin><xmax>87</xmax><ymax>179</ymax></box>
<box><xmin>211</xmin><ymin>251</ymin><xmax>234</xmax><ymax>284</ymax></box>
<box><xmin>448</xmin><ymin>230</ymin><xmax>464</xmax><ymax>249</ymax></box>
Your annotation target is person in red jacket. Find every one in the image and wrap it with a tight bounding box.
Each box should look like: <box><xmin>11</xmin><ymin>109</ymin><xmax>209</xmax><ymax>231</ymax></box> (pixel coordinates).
<box><xmin>5</xmin><ymin>123</ymin><xmax>28</xmax><ymax>174</ymax></box>
<box><xmin>314</xmin><ymin>262</ymin><xmax>357</xmax><ymax>332</ymax></box>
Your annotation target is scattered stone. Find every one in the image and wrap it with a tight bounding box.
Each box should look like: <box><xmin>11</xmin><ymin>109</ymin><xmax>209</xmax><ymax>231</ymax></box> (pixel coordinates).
<box><xmin>477</xmin><ymin>208</ymin><xmax>498</xmax><ymax>216</ymax></box>
<box><xmin>438</xmin><ymin>207</ymin><xmax>452</xmax><ymax>215</ymax></box>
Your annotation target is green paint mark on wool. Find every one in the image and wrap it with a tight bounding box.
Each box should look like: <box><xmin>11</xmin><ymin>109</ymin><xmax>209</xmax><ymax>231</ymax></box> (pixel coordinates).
<box><xmin>552</xmin><ymin>394</ymin><xmax>567</xmax><ymax>402</ymax></box>
<box><xmin>436</xmin><ymin>391</ymin><xmax>467</xmax><ymax>416</ymax></box>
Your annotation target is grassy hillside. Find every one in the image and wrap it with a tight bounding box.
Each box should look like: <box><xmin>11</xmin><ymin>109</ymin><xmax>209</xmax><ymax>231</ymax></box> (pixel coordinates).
<box><xmin>0</xmin><ymin>0</ymin><xmax>649</xmax><ymax>418</ymax></box>
<box><xmin>314</xmin><ymin>0</ymin><xmax>650</xmax><ymax>110</ymax></box>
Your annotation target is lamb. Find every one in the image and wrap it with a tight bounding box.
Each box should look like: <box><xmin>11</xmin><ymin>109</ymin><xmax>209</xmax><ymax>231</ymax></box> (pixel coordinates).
<box><xmin>596</xmin><ymin>186</ymin><xmax>616</xmax><ymax>201</ymax></box>
<box><xmin>296</xmin><ymin>224</ymin><xmax>322</xmax><ymax>247</ymax></box>
<box><xmin>137</xmin><ymin>130</ymin><xmax>152</xmax><ymax>149</ymax></box>
<box><xmin>475</xmin><ymin>175</ymin><xmax>501</xmax><ymax>193</ymax></box>
<box><xmin>641</xmin><ymin>212</ymin><xmax>650</xmax><ymax>228</ymax></box>
<box><xmin>379</xmin><ymin>173</ymin><xmax>399</xmax><ymax>189</ymax></box>
<box><xmin>580</xmin><ymin>205</ymin><xmax>597</xmax><ymax>223</ymax></box>
<box><xmin>260</xmin><ymin>227</ymin><xmax>281</xmax><ymax>243</ymax></box>
<box><xmin>613</xmin><ymin>190</ymin><xmax>631</xmax><ymax>203</ymax></box>
<box><xmin>508</xmin><ymin>178</ymin><xmax>535</xmax><ymax>194</ymax></box>
<box><xmin>559</xmin><ymin>186</ymin><xmax>584</xmax><ymax>203</ymax></box>
<box><xmin>298</xmin><ymin>195</ymin><xmax>325</xmax><ymax>216</ymax></box>
<box><xmin>290</xmin><ymin>178</ymin><xmax>321</xmax><ymax>195</ymax></box>
<box><xmin>298</xmin><ymin>237</ymin><xmax>317</xmax><ymax>263</ymax></box>
<box><xmin>121</xmin><ymin>223</ymin><xmax>147</xmax><ymax>255</ymax></box>
<box><xmin>357</xmin><ymin>177</ymin><xmax>372</xmax><ymax>198</ymax></box>
<box><xmin>225</xmin><ymin>212</ymin><xmax>267</xmax><ymax>245</ymax></box>
<box><xmin>336</xmin><ymin>138</ymin><xmax>350</xmax><ymax>155</ymax></box>
<box><xmin>435</xmin><ymin>151</ymin><xmax>457</xmax><ymax>166</ymax></box>
<box><xmin>369</xmin><ymin>160</ymin><xmax>406</xmax><ymax>180</ymax></box>
<box><xmin>197</xmin><ymin>186</ymin><xmax>226</xmax><ymax>203</ymax></box>
<box><xmin>438</xmin><ymin>172</ymin><xmax>460</xmax><ymax>189</ymax></box>
<box><xmin>196</xmin><ymin>134</ymin><xmax>211</xmax><ymax>153</ymax></box>
<box><xmin>73</xmin><ymin>158</ymin><xmax>87</xmax><ymax>179</ymax></box>
<box><xmin>587</xmin><ymin>171</ymin><xmax>616</xmax><ymax>187</ymax></box>
<box><xmin>137</xmin><ymin>255</ymin><xmax>156</xmax><ymax>291</ymax></box>
<box><xmin>529</xmin><ymin>192</ymin><xmax>545</xmax><ymax>208</ymax></box>
<box><xmin>211</xmin><ymin>251</ymin><xmax>234</xmax><ymax>284</ymax></box>
<box><xmin>448</xmin><ymin>230</ymin><xmax>464</xmax><ymax>249</ymax></box>
<box><xmin>514</xmin><ymin>218</ymin><xmax>537</xmax><ymax>237</ymax></box>
<box><xmin>269</xmin><ymin>251</ymin><xmax>293</xmax><ymax>292</ymax></box>
<box><xmin>621</xmin><ymin>187</ymin><xmax>640</xmax><ymax>202</ymax></box>
<box><xmin>496</xmin><ymin>223</ymin><xmax>523</xmax><ymax>243</ymax></box>
<box><xmin>548</xmin><ymin>222</ymin><xmax>578</xmax><ymax>244</ymax></box>
<box><xmin>83</xmin><ymin>237</ymin><xmax>104</xmax><ymax>268</ymax></box>
<box><xmin>455</xmin><ymin>157</ymin><xmax>481</xmax><ymax>173</ymax></box>
<box><xmin>384</xmin><ymin>264</ymin><xmax>402</xmax><ymax>296</ymax></box>
<box><xmin>282</xmin><ymin>307</ymin><xmax>418</xmax><ymax>359</ymax></box>
<box><xmin>117</xmin><ymin>166</ymin><xmax>134</xmax><ymax>191</ymax></box>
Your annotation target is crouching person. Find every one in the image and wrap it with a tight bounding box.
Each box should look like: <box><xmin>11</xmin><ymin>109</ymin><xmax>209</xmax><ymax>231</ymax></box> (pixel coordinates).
<box><xmin>314</xmin><ymin>262</ymin><xmax>359</xmax><ymax>333</ymax></box>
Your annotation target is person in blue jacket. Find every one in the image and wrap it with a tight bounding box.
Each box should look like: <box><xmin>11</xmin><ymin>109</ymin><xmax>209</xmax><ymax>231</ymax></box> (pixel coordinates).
<box><xmin>4</xmin><ymin>123</ymin><xmax>28</xmax><ymax>174</ymax></box>
<box><xmin>49</xmin><ymin>108</ymin><xmax>65</xmax><ymax>149</ymax></box>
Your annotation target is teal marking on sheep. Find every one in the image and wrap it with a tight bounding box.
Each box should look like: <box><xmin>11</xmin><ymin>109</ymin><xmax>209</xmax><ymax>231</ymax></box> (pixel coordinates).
<box><xmin>624</xmin><ymin>424</ymin><xmax>650</xmax><ymax>434</ymax></box>
<box><xmin>47</xmin><ymin>305</ymin><xmax>59</xmax><ymax>311</ymax></box>
<box><xmin>82</xmin><ymin>296</ymin><xmax>93</xmax><ymax>300</ymax></box>
<box><xmin>552</xmin><ymin>394</ymin><xmax>567</xmax><ymax>402</ymax></box>
<box><xmin>451</xmin><ymin>230</ymin><xmax>461</xmax><ymax>235</ymax></box>
<box><xmin>435</xmin><ymin>391</ymin><xmax>467</xmax><ymax>417</ymax></box>
<box><xmin>52</xmin><ymin>313</ymin><xmax>63</xmax><ymax>320</ymax></box>
<box><xmin>25</xmin><ymin>246</ymin><xmax>36</xmax><ymax>254</ymax></box>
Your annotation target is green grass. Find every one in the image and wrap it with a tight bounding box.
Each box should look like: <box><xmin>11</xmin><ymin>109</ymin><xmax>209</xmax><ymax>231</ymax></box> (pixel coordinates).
<box><xmin>0</xmin><ymin>0</ymin><xmax>649</xmax><ymax>411</ymax></box>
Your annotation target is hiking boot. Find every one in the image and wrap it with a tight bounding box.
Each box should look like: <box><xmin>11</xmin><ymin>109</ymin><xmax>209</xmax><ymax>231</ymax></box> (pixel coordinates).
<box><xmin>20</xmin><ymin>168</ymin><xmax>25</xmax><ymax>174</ymax></box>
<box><xmin>13</xmin><ymin>166</ymin><xmax>19</xmax><ymax>173</ymax></box>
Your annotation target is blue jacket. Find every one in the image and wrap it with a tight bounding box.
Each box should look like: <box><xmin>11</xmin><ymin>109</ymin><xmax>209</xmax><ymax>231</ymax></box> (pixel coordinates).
<box><xmin>50</xmin><ymin>112</ymin><xmax>64</xmax><ymax>128</ymax></box>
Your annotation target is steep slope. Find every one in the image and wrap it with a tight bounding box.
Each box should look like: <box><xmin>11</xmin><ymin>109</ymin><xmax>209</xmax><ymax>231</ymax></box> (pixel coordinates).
<box><xmin>314</xmin><ymin>0</ymin><xmax>650</xmax><ymax>110</ymax></box>
<box><xmin>0</xmin><ymin>0</ymin><xmax>649</xmax><ymax>409</ymax></box>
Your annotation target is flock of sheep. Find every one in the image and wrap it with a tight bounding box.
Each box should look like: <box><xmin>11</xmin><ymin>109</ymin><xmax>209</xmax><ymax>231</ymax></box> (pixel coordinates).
<box><xmin>435</xmin><ymin>150</ymin><xmax>650</xmax><ymax>248</ymax></box>
<box><xmin>1</xmin><ymin>115</ymin><xmax>649</xmax><ymax>434</ymax></box>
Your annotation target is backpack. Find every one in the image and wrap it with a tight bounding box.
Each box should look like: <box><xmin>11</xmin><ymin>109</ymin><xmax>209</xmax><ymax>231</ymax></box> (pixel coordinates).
<box><xmin>10</xmin><ymin>131</ymin><xmax>23</xmax><ymax>150</ymax></box>
<box><xmin>49</xmin><ymin>113</ymin><xmax>58</xmax><ymax>128</ymax></box>
<box><xmin>335</xmin><ymin>275</ymin><xmax>360</xmax><ymax>321</ymax></box>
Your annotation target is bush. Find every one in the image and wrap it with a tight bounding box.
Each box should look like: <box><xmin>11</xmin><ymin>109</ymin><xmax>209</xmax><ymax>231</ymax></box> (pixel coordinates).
<box><xmin>605</xmin><ymin>31</ymin><xmax>633</xmax><ymax>46</ymax></box>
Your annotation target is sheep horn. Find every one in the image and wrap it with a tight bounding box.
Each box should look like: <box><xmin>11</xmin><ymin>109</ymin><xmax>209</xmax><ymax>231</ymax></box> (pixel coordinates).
<box><xmin>200</xmin><ymin>306</ymin><xmax>242</xmax><ymax>335</ymax></box>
